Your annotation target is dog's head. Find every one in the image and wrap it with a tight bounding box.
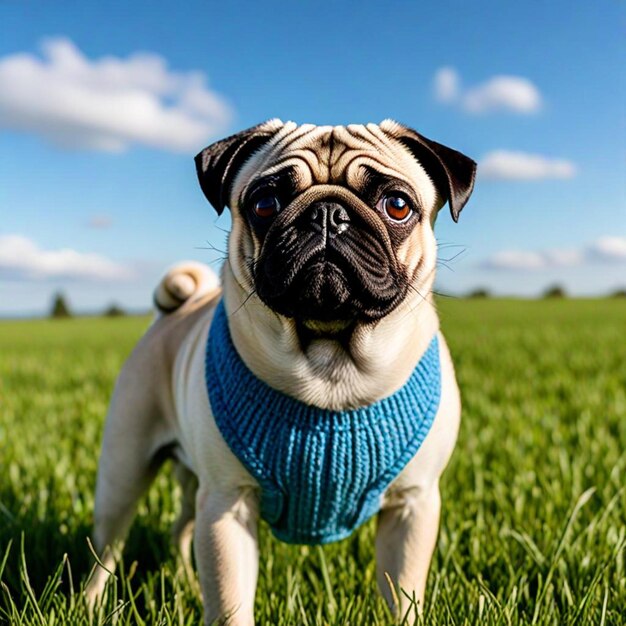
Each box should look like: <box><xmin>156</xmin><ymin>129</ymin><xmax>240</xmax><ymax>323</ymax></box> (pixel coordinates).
<box><xmin>195</xmin><ymin>120</ymin><xmax>475</xmax><ymax>335</ymax></box>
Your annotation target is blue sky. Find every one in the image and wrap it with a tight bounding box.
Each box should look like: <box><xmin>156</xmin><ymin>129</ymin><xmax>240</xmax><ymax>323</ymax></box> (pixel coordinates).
<box><xmin>0</xmin><ymin>1</ymin><xmax>624</xmax><ymax>315</ymax></box>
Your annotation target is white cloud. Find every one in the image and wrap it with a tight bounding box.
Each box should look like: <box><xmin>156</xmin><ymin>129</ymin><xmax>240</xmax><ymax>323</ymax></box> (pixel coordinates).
<box><xmin>0</xmin><ymin>234</ymin><xmax>134</xmax><ymax>281</ymax></box>
<box><xmin>480</xmin><ymin>150</ymin><xmax>577</xmax><ymax>180</ymax></box>
<box><xmin>87</xmin><ymin>215</ymin><xmax>113</xmax><ymax>229</ymax></box>
<box><xmin>482</xmin><ymin>250</ymin><xmax>547</xmax><ymax>271</ymax></box>
<box><xmin>463</xmin><ymin>76</ymin><xmax>541</xmax><ymax>114</ymax></box>
<box><xmin>588</xmin><ymin>236</ymin><xmax>626</xmax><ymax>262</ymax></box>
<box><xmin>543</xmin><ymin>249</ymin><xmax>584</xmax><ymax>266</ymax></box>
<box><xmin>433</xmin><ymin>67</ymin><xmax>459</xmax><ymax>103</ymax></box>
<box><xmin>481</xmin><ymin>236</ymin><xmax>626</xmax><ymax>271</ymax></box>
<box><xmin>433</xmin><ymin>67</ymin><xmax>542</xmax><ymax>114</ymax></box>
<box><xmin>0</xmin><ymin>37</ymin><xmax>232</xmax><ymax>152</ymax></box>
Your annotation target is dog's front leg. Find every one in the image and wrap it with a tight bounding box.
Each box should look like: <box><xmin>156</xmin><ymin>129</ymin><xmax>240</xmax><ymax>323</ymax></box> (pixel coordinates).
<box><xmin>375</xmin><ymin>484</ymin><xmax>441</xmax><ymax>623</ymax></box>
<box><xmin>194</xmin><ymin>486</ymin><xmax>259</xmax><ymax>626</ymax></box>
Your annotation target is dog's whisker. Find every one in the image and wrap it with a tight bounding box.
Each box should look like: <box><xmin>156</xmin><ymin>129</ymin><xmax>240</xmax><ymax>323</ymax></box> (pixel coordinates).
<box><xmin>195</xmin><ymin>242</ymin><xmax>228</xmax><ymax>255</ymax></box>
<box><xmin>194</xmin><ymin>249</ymin><xmax>228</xmax><ymax>267</ymax></box>
<box><xmin>230</xmin><ymin>288</ymin><xmax>258</xmax><ymax>317</ymax></box>
<box><xmin>400</xmin><ymin>264</ymin><xmax>442</xmax><ymax>320</ymax></box>
<box><xmin>432</xmin><ymin>290</ymin><xmax>457</xmax><ymax>299</ymax></box>
<box><xmin>437</xmin><ymin>248</ymin><xmax>467</xmax><ymax>264</ymax></box>
<box><xmin>400</xmin><ymin>280</ymin><xmax>436</xmax><ymax>322</ymax></box>
<box><xmin>436</xmin><ymin>240</ymin><xmax>466</xmax><ymax>248</ymax></box>
<box><xmin>436</xmin><ymin>261</ymin><xmax>456</xmax><ymax>273</ymax></box>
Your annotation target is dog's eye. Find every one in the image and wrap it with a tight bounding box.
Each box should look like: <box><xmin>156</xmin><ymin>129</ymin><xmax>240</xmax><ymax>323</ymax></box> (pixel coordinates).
<box><xmin>380</xmin><ymin>195</ymin><xmax>412</xmax><ymax>222</ymax></box>
<box><xmin>253</xmin><ymin>195</ymin><xmax>280</xmax><ymax>218</ymax></box>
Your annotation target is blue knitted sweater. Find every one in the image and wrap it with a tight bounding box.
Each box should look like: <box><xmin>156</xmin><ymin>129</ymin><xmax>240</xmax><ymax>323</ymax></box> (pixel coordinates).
<box><xmin>205</xmin><ymin>301</ymin><xmax>441</xmax><ymax>545</ymax></box>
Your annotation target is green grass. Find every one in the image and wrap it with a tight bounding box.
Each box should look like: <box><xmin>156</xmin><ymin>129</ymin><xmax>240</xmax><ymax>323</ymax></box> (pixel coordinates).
<box><xmin>0</xmin><ymin>299</ymin><xmax>624</xmax><ymax>625</ymax></box>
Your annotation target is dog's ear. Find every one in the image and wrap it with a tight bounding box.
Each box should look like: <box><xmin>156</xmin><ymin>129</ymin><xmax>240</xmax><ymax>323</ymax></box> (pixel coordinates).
<box><xmin>380</xmin><ymin>120</ymin><xmax>477</xmax><ymax>222</ymax></box>
<box><xmin>195</xmin><ymin>119</ymin><xmax>284</xmax><ymax>215</ymax></box>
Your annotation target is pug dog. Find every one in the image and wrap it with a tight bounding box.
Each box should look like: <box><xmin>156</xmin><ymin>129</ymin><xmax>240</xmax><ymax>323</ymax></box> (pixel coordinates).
<box><xmin>86</xmin><ymin>119</ymin><xmax>476</xmax><ymax>625</ymax></box>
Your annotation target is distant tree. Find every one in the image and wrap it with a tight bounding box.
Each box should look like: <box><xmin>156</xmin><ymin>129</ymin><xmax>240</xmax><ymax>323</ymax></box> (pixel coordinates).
<box><xmin>610</xmin><ymin>288</ymin><xmax>626</xmax><ymax>298</ymax></box>
<box><xmin>104</xmin><ymin>303</ymin><xmax>126</xmax><ymax>317</ymax></box>
<box><xmin>543</xmin><ymin>284</ymin><xmax>567</xmax><ymax>299</ymax></box>
<box><xmin>468</xmin><ymin>287</ymin><xmax>490</xmax><ymax>299</ymax></box>
<box><xmin>50</xmin><ymin>292</ymin><xmax>72</xmax><ymax>318</ymax></box>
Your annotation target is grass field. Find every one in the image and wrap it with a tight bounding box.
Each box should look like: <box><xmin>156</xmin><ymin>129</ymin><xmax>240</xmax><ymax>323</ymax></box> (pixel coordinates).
<box><xmin>0</xmin><ymin>299</ymin><xmax>624</xmax><ymax>625</ymax></box>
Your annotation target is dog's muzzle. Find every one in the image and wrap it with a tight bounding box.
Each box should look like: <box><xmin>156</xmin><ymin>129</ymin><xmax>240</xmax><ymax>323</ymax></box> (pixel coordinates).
<box><xmin>254</xmin><ymin>193</ymin><xmax>409</xmax><ymax>324</ymax></box>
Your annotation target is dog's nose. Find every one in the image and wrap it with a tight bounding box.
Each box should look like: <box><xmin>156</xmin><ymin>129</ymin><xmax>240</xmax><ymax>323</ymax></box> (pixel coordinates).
<box><xmin>309</xmin><ymin>202</ymin><xmax>351</xmax><ymax>237</ymax></box>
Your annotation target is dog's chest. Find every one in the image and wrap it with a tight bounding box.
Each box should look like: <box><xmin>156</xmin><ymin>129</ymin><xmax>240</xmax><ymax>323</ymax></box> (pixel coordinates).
<box><xmin>205</xmin><ymin>301</ymin><xmax>441</xmax><ymax>545</ymax></box>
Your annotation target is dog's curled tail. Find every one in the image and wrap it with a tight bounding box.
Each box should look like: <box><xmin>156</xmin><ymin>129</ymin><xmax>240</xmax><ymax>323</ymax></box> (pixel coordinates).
<box><xmin>153</xmin><ymin>261</ymin><xmax>220</xmax><ymax>315</ymax></box>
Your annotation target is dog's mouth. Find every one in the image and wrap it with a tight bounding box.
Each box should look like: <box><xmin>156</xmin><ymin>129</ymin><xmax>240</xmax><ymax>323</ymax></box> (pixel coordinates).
<box><xmin>295</xmin><ymin>317</ymin><xmax>356</xmax><ymax>350</ymax></box>
<box><xmin>253</xmin><ymin>201</ymin><xmax>409</xmax><ymax>326</ymax></box>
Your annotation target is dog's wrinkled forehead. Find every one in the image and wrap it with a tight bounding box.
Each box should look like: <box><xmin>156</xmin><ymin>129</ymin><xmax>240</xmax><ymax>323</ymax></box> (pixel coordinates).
<box><xmin>195</xmin><ymin>119</ymin><xmax>476</xmax><ymax>222</ymax></box>
<box><xmin>233</xmin><ymin>121</ymin><xmax>438</xmax><ymax>210</ymax></box>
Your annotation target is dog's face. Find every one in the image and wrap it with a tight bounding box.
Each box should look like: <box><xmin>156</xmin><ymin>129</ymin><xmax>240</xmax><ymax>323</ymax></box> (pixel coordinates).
<box><xmin>195</xmin><ymin>120</ymin><xmax>475</xmax><ymax>338</ymax></box>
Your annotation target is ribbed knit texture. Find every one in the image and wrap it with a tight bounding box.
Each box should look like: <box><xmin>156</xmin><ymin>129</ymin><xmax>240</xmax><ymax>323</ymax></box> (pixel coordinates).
<box><xmin>205</xmin><ymin>300</ymin><xmax>441</xmax><ymax>545</ymax></box>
